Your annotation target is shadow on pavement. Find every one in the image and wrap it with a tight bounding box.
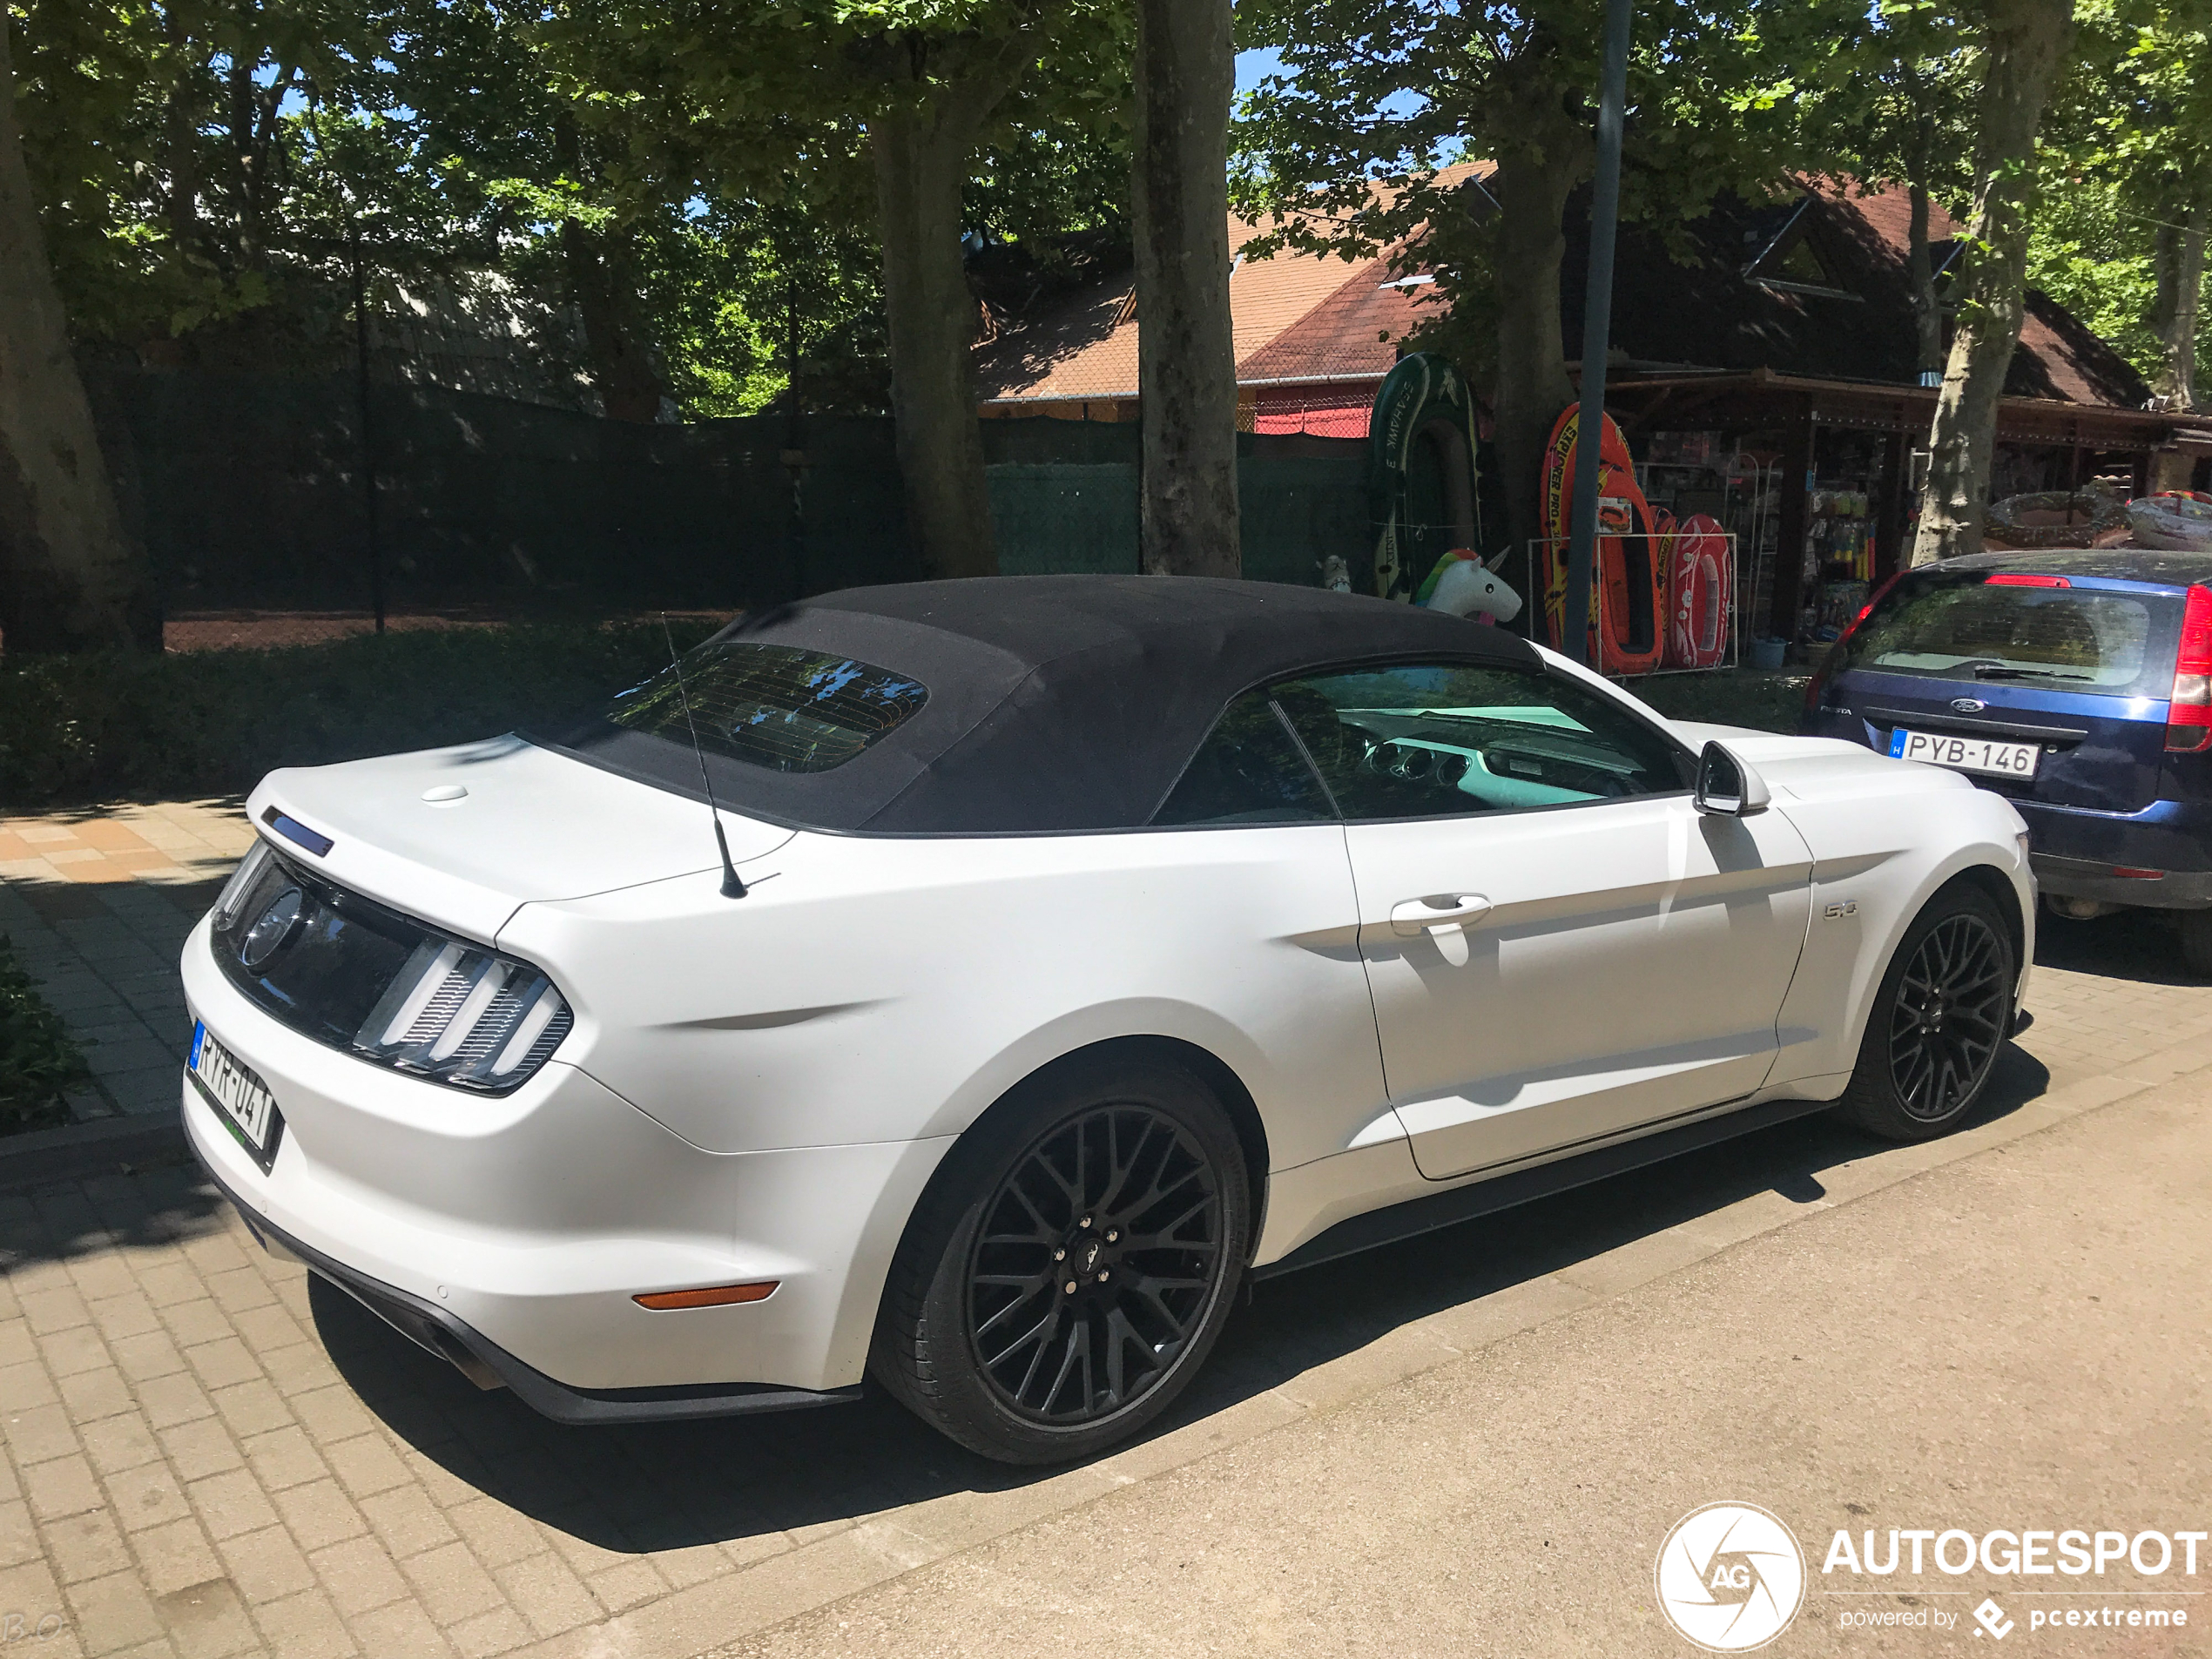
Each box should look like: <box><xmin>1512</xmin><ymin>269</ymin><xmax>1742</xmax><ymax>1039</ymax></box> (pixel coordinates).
<box><xmin>2035</xmin><ymin>906</ymin><xmax>2204</xmax><ymax>988</ymax></box>
<box><xmin>304</xmin><ymin>1039</ymin><xmax>2051</xmax><ymax>1559</ymax></box>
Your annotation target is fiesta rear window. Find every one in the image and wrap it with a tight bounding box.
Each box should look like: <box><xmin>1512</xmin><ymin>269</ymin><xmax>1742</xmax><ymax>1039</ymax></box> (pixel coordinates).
<box><xmin>605</xmin><ymin>643</ymin><xmax>928</xmax><ymax>774</ymax></box>
<box><xmin>1843</xmin><ymin>577</ymin><xmax>2165</xmax><ymax>698</ymax></box>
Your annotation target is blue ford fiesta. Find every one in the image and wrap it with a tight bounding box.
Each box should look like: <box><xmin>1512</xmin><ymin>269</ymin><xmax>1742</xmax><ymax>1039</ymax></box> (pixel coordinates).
<box><xmin>1803</xmin><ymin>548</ymin><xmax>2212</xmax><ymax>972</ymax></box>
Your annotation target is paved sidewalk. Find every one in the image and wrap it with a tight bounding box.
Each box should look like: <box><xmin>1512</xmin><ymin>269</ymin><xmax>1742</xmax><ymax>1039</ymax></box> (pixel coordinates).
<box><xmin>3</xmin><ymin>806</ymin><xmax>2211</xmax><ymax>1658</ymax></box>
<box><xmin>714</xmin><ymin>1062</ymin><xmax>2212</xmax><ymax>1659</ymax></box>
<box><xmin>0</xmin><ymin>804</ymin><xmax>250</xmax><ymax>1119</ymax></box>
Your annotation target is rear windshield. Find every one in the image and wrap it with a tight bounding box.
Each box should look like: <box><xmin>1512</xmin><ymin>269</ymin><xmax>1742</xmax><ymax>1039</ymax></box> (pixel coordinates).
<box><xmin>606</xmin><ymin>643</ymin><xmax>928</xmax><ymax>773</ymax></box>
<box><xmin>1843</xmin><ymin>576</ymin><xmax>2168</xmax><ymax>698</ymax></box>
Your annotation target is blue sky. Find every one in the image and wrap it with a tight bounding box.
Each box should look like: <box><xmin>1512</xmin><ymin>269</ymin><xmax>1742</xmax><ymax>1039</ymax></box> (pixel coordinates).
<box><xmin>1236</xmin><ymin>48</ymin><xmax>1287</xmax><ymax>96</ymax></box>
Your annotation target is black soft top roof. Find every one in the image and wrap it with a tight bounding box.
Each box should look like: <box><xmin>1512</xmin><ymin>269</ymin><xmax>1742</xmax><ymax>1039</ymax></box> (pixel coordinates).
<box><xmin>544</xmin><ymin>575</ymin><xmax>1540</xmax><ymax>834</ymax></box>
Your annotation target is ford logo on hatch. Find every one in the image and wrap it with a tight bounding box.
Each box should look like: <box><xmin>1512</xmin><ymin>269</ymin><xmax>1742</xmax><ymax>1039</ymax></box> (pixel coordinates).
<box><xmin>239</xmin><ymin>887</ymin><xmax>304</xmax><ymax>968</ymax></box>
<box><xmin>1950</xmin><ymin>698</ymin><xmax>1987</xmax><ymax>713</ymax></box>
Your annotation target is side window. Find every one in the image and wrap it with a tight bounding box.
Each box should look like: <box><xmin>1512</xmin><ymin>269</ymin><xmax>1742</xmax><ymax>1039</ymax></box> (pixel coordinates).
<box><xmin>1271</xmin><ymin>664</ymin><xmax>1686</xmax><ymax>820</ymax></box>
<box><xmin>1153</xmin><ymin>691</ymin><xmax>1335</xmax><ymax>827</ymax></box>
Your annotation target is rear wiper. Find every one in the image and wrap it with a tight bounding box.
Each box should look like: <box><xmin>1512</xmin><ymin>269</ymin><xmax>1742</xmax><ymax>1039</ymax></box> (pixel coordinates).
<box><xmin>1971</xmin><ymin>664</ymin><xmax>2093</xmax><ymax>682</ymax></box>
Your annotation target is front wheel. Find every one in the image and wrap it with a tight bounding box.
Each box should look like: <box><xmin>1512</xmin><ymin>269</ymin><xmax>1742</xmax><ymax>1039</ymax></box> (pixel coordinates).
<box><xmin>1836</xmin><ymin>883</ymin><xmax>2016</xmax><ymax>1143</ymax></box>
<box><xmin>870</xmin><ymin>1058</ymin><xmax>1251</xmax><ymax>1465</ymax></box>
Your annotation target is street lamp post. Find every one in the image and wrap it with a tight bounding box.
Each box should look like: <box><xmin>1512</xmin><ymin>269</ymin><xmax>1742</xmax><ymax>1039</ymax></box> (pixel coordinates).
<box><xmin>1561</xmin><ymin>0</ymin><xmax>1633</xmax><ymax>667</ymax></box>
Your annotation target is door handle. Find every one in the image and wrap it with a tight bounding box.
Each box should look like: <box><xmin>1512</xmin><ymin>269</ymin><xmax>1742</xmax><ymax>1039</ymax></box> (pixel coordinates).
<box><xmin>1389</xmin><ymin>894</ymin><xmax>1494</xmax><ymax>936</ymax></box>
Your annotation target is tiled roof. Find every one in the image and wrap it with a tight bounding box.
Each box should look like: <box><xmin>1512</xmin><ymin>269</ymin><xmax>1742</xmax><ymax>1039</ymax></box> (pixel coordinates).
<box><xmin>975</xmin><ymin>168</ymin><xmax>2151</xmax><ymax>414</ymax></box>
<box><xmin>974</xmin><ymin>163</ymin><xmax>1492</xmax><ymax>403</ymax></box>
<box><xmin>1573</xmin><ymin>175</ymin><xmax>2149</xmax><ymax>409</ymax></box>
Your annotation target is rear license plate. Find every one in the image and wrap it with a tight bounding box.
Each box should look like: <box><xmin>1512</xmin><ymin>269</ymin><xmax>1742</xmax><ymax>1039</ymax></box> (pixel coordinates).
<box><xmin>1889</xmin><ymin>726</ymin><xmax>2041</xmax><ymax>779</ymax></box>
<box><xmin>187</xmin><ymin>1022</ymin><xmax>283</xmax><ymax>1172</ymax></box>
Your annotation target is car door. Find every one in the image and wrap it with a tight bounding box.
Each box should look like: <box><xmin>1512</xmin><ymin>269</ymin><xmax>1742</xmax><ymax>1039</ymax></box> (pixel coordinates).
<box><xmin>1271</xmin><ymin>662</ymin><xmax>1816</xmax><ymax>1181</ymax></box>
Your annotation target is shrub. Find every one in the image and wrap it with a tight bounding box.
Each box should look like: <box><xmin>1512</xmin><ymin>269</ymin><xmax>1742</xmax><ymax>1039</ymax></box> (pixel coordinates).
<box><xmin>0</xmin><ymin>935</ymin><xmax>84</xmax><ymax>1134</ymax></box>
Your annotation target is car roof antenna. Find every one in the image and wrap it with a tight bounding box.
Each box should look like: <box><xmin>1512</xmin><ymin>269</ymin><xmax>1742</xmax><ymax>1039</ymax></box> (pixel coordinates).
<box><xmin>660</xmin><ymin>614</ymin><xmax>747</xmax><ymax>899</ymax></box>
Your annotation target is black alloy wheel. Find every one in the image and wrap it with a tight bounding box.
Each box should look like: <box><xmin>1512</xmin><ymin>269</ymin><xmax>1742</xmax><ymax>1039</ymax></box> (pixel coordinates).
<box><xmin>1839</xmin><ymin>882</ymin><xmax>2017</xmax><ymax>1143</ymax></box>
<box><xmin>871</xmin><ymin>1058</ymin><xmax>1250</xmax><ymax>1464</ymax></box>
<box><xmin>967</xmin><ymin>1104</ymin><xmax>1223</xmax><ymax>1425</ymax></box>
<box><xmin>1886</xmin><ymin>911</ymin><xmax>2010</xmax><ymax>1120</ymax></box>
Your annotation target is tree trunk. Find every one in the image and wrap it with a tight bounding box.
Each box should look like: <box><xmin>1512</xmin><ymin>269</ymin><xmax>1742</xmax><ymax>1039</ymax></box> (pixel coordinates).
<box><xmin>1907</xmin><ymin>180</ymin><xmax>1944</xmax><ymax>375</ymax></box>
<box><xmin>1131</xmin><ymin>0</ymin><xmax>1238</xmax><ymax>578</ymax></box>
<box><xmin>2152</xmin><ymin>196</ymin><xmax>2205</xmax><ymax>411</ymax></box>
<box><xmin>1486</xmin><ymin>76</ymin><xmax>1590</xmax><ymax>604</ymax></box>
<box><xmin>870</xmin><ymin>95</ymin><xmax>999</xmax><ymax>580</ymax></box>
<box><xmin>0</xmin><ymin>7</ymin><xmax>152</xmax><ymax>653</ymax></box>
<box><xmin>162</xmin><ymin>5</ymin><xmax>199</xmax><ymax>264</ymax></box>
<box><xmin>561</xmin><ymin>220</ymin><xmax>666</xmax><ymax>423</ymax></box>
<box><xmin>1912</xmin><ymin>0</ymin><xmax>2075</xmax><ymax>566</ymax></box>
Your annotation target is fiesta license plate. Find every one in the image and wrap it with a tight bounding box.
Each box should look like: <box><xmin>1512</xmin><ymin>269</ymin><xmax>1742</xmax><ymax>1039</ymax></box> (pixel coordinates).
<box><xmin>187</xmin><ymin>1022</ymin><xmax>283</xmax><ymax>1172</ymax></box>
<box><xmin>1889</xmin><ymin>726</ymin><xmax>2041</xmax><ymax>779</ymax></box>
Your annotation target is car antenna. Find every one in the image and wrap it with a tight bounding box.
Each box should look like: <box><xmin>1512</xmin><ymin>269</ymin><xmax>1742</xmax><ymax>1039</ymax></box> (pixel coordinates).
<box><xmin>660</xmin><ymin>614</ymin><xmax>747</xmax><ymax>899</ymax></box>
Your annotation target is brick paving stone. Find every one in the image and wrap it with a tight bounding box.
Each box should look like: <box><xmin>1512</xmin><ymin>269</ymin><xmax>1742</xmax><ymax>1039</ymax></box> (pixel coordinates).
<box><xmin>399</xmin><ymin>1542</ymin><xmax>507</xmax><ymax>1627</ymax></box>
<box><xmin>152</xmin><ymin>1423</ymin><xmax>240</xmax><ymax>1487</ymax></box>
<box><xmin>78</xmin><ymin>1417</ymin><xmax>160</xmax><ymax>1480</ymax></box>
<box><xmin>180</xmin><ymin>1475</ymin><xmax>276</xmax><ymax>1546</ymax></box>
<box><xmin>236</xmin><ymin>1429</ymin><xmax>323</xmax><ymax>1495</ymax></box>
<box><xmin>269</xmin><ymin>1481</ymin><xmax>365</xmax><ymax>1554</ymax></box>
<box><xmin>104</xmin><ymin>1467</ymin><xmax>191</xmax><ymax>1536</ymax></box>
<box><xmin>206</xmin><ymin>1385</ymin><xmax>287</xmax><ymax>1443</ymax></box>
<box><xmin>60</xmin><ymin>1371</ymin><xmax>137</xmax><ymax>1428</ymax></box>
<box><xmin>109</xmin><ymin>1334</ymin><xmax>185</xmax><ymax>1387</ymax></box>
<box><xmin>46</xmin><ymin>1511</ymin><xmax>135</xmax><ymax>1585</ymax></box>
<box><xmin>149</xmin><ymin>1577</ymin><xmax>254</xmax><ymax>1659</ymax></box>
<box><xmin>65</xmin><ymin>1567</ymin><xmax>165</xmax><ymax>1656</ymax></box>
<box><xmin>344</xmin><ymin>1596</ymin><xmax>455</xmax><ymax>1659</ymax></box>
<box><xmin>25</xmin><ymin>1458</ymin><xmax>105</xmax><ymax>1524</ymax></box>
<box><xmin>251</xmin><ymin>1587</ymin><xmax>360</xmax><ymax>1659</ymax></box>
<box><xmin>489</xmin><ymin>1551</ymin><xmax>598</xmax><ymax>1638</ymax></box>
<box><xmin>129</xmin><ymin>1521</ymin><xmax>221</xmax><ymax>1600</ymax></box>
<box><xmin>356</xmin><ymin>1485</ymin><xmax>457</xmax><ymax>1562</ymax></box>
<box><xmin>307</xmin><ymin>1534</ymin><xmax>410</xmax><ymax>1618</ymax></box>
<box><xmin>211</xmin><ymin>1526</ymin><xmax>314</xmax><ymax>1608</ymax></box>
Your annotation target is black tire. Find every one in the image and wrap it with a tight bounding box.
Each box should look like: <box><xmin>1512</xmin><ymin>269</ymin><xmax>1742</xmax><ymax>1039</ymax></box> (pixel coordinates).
<box><xmin>2179</xmin><ymin>910</ymin><xmax>2212</xmax><ymax>979</ymax></box>
<box><xmin>869</xmin><ymin>1056</ymin><xmax>1251</xmax><ymax>1465</ymax></box>
<box><xmin>1836</xmin><ymin>881</ymin><xmax>2017</xmax><ymax>1143</ymax></box>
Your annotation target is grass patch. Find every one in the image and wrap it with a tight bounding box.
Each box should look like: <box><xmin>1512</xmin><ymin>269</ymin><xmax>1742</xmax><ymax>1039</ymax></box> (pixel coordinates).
<box><xmin>0</xmin><ymin>619</ymin><xmax>720</xmax><ymax>807</ymax></box>
<box><xmin>1627</xmin><ymin>669</ymin><xmax>1811</xmax><ymax>734</ymax></box>
<box><xmin>0</xmin><ymin>935</ymin><xmax>85</xmax><ymax>1134</ymax></box>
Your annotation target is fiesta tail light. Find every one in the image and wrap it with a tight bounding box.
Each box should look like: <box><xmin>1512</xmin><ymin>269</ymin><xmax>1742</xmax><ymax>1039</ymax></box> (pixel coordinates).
<box><xmin>1805</xmin><ymin>569</ymin><xmax>1908</xmax><ymax>718</ymax></box>
<box><xmin>1986</xmin><ymin>572</ymin><xmax>2072</xmax><ymax>588</ymax></box>
<box><xmin>2166</xmin><ymin>583</ymin><xmax>2212</xmax><ymax>752</ymax></box>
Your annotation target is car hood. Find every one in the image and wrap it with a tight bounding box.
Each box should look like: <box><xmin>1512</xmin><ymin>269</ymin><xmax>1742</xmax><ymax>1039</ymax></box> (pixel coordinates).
<box><xmin>246</xmin><ymin>735</ymin><xmax>795</xmax><ymax>942</ymax></box>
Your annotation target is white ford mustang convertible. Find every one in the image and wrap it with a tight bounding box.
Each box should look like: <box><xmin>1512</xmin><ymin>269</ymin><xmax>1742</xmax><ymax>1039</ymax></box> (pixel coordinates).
<box><xmin>180</xmin><ymin>577</ymin><xmax>2032</xmax><ymax>1462</ymax></box>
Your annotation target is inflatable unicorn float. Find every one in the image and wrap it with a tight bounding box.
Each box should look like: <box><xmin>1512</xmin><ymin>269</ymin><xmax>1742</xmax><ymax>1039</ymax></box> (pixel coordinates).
<box><xmin>1413</xmin><ymin>548</ymin><xmax>1523</xmax><ymax>624</ymax></box>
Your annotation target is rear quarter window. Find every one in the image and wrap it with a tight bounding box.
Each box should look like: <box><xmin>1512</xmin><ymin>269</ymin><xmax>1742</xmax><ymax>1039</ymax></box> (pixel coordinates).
<box><xmin>1844</xmin><ymin>577</ymin><xmax>2174</xmax><ymax>699</ymax></box>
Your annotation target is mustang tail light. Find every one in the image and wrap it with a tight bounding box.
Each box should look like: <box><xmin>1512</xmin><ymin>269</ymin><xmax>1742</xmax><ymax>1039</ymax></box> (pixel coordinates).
<box><xmin>355</xmin><ymin>938</ymin><xmax>574</xmax><ymax>1089</ymax></box>
<box><xmin>1804</xmin><ymin>570</ymin><xmax>1907</xmax><ymax>717</ymax></box>
<box><xmin>2167</xmin><ymin>583</ymin><xmax>2212</xmax><ymax>753</ymax></box>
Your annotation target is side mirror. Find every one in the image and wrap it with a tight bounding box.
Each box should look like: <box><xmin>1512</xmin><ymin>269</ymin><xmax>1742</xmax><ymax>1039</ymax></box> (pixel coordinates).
<box><xmin>1695</xmin><ymin>740</ymin><xmax>1771</xmax><ymax>817</ymax></box>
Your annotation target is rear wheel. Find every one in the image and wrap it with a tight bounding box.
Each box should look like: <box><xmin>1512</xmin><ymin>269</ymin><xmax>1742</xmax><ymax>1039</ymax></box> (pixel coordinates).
<box><xmin>870</xmin><ymin>1058</ymin><xmax>1250</xmax><ymax>1465</ymax></box>
<box><xmin>1837</xmin><ymin>884</ymin><xmax>2016</xmax><ymax>1142</ymax></box>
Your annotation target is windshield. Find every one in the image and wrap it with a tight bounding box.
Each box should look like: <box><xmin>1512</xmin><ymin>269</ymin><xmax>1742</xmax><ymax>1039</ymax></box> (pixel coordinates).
<box><xmin>605</xmin><ymin>643</ymin><xmax>928</xmax><ymax>773</ymax></box>
<box><xmin>1844</xmin><ymin>577</ymin><xmax>2163</xmax><ymax>697</ymax></box>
